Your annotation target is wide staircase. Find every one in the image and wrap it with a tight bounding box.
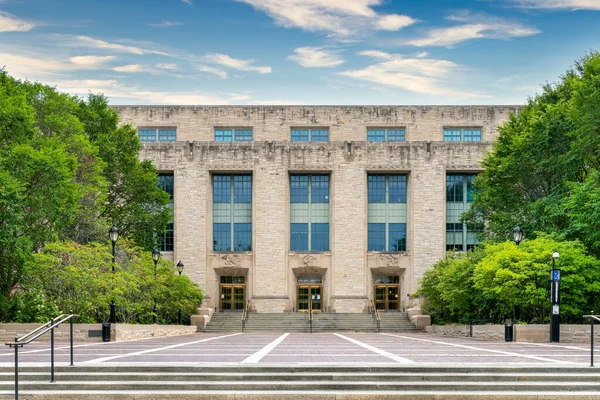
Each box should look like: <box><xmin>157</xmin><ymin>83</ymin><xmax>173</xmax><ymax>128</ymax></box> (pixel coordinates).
<box><xmin>2</xmin><ymin>365</ymin><xmax>599</xmax><ymax>399</ymax></box>
<box><xmin>203</xmin><ymin>311</ymin><xmax>418</xmax><ymax>333</ymax></box>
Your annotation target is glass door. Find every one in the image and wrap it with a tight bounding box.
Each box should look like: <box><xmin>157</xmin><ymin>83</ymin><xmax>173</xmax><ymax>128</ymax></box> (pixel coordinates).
<box><xmin>220</xmin><ymin>286</ymin><xmax>233</xmax><ymax>310</ymax></box>
<box><xmin>375</xmin><ymin>286</ymin><xmax>386</xmax><ymax>310</ymax></box>
<box><xmin>374</xmin><ymin>276</ymin><xmax>400</xmax><ymax>311</ymax></box>
<box><xmin>297</xmin><ymin>285</ymin><xmax>322</xmax><ymax>311</ymax></box>
<box><xmin>220</xmin><ymin>276</ymin><xmax>246</xmax><ymax>311</ymax></box>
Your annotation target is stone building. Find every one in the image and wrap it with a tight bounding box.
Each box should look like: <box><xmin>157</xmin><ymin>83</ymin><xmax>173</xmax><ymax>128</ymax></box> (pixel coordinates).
<box><xmin>115</xmin><ymin>105</ymin><xmax>519</xmax><ymax>314</ymax></box>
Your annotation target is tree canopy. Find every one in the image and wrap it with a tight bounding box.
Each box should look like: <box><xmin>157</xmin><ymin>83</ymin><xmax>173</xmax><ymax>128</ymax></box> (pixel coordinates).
<box><xmin>0</xmin><ymin>71</ymin><xmax>171</xmax><ymax>321</ymax></box>
<box><xmin>465</xmin><ymin>52</ymin><xmax>600</xmax><ymax>256</ymax></box>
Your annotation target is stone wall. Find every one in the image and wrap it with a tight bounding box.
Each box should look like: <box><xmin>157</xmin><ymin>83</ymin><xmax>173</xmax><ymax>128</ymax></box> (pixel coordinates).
<box><xmin>112</xmin><ymin>324</ymin><xmax>197</xmax><ymax>341</ymax></box>
<box><xmin>115</xmin><ymin>105</ymin><xmax>520</xmax><ymax>313</ymax></box>
<box><xmin>426</xmin><ymin>324</ymin><xmax>600</xmax><ymax>342</ymax></box>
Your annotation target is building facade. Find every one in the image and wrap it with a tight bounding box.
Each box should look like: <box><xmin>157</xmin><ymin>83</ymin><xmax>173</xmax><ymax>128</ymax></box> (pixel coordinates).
<box><xmin>115</xmin><ymin>105</ymin><xmax>519</xmax><ymax>313</ymax></box>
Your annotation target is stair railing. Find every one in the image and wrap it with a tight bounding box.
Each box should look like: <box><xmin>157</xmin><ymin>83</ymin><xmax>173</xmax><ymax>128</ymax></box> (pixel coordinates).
<box><xmin>370</xmin><ymin>300</ymin><xmax>381</xmax><ymax>333</ymax></box>
<box><xmin>241</xmin><ymin>300</ymin><xmax>250</xmax><ymax>333</ymax></box>
<box><xmin>5</xmin><ymin>313</ymin><xmax>79</xmax><ymax>400</ymax></box>
<box><xmin>583</xmin><ymin>313</ymin><xmax>599</xmax><ymax>367</ymax></box>
<box><xmin>308</xmin><ymin>300</ymin><xmax>313</xmax><ymax>334</ymax></box>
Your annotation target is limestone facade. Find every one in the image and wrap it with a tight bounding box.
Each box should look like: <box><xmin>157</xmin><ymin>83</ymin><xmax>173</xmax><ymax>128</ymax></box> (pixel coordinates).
<box><xmin>114</xmin><ymin>106</ymin><xmax>520</xmax><ymax>313</ymax></box>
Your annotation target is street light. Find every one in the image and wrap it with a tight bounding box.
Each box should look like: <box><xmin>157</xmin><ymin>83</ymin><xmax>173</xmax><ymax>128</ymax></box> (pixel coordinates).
<box><xmin>109</xmin><ymin>226</ymin><xmax>119</xmax><ymax>324</ymax></box>
<box><xmin>176</xmin><ymin>260</ymin><xmax>184</xmax><ymax>325</ymax></box>
<box><xmin>152</xmin><ymin>248</ymin><xmax>160</xmax><ymax>324</ymax></box>
<box><xmin>512</xmin><ymin>226</ymin><xmax>524</xmax><ymax>245</ymax></box>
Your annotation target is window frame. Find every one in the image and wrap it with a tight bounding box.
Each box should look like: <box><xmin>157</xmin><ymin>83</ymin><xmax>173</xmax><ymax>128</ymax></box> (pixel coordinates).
<box><xmin>138</xmin><ymin>127</ymin><xmax>177</xmax><ymax>142</ymax></box>
<box><xmin>289</xmin><ymin>174</ymin><xmax>330</xmax><ymax>252</ymax></box>
<box><xmin>443</xmin><ymin>127</ymin><xmax>482</xmax><ymax>142</ymax></box>
<box><xmin>214</xmin><ymin>127</ymin><xmax>253</xmax><ymax>142</ymax></box>
<box><xmin>367</xmin><ymin>174</ymin><xmax>408</xmax><ymax>252</ymax></box>
<box><xmin>445</xmin><ymin>173</ymin><xmax>482</xmax><ymax>252</ymax></box>
<box><xmin>367</xmin><ymin>127</ymin><xmax>406</xmax><ymax>142</ymax></box>
<box><xmin>158</xmin><ymin>173</ymin><xmax>174</xmax><ymax>252</ymax></box>
<box><xmin>291</xmin><ymin>128</ymin><xmax>329</xmax><ymax>143</ymax></box>
<box><xmin>212</xmin><ymin>174</ymin><xmax>253</xmax><ymax>252</ymax></box>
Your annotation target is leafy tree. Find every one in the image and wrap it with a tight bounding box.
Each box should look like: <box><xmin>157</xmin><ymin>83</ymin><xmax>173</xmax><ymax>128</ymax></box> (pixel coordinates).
<box><xmin>465</xmin><ymin>52</ymin><xmax>600</xmax><ymax>255</ymax></box>
<box><xmin>420</xmin><ymin>235</ymin><xmax>600</xmax><ymax>324</ymax></box>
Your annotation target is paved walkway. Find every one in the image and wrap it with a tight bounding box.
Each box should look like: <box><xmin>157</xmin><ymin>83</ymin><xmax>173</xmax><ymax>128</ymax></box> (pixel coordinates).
<box><xmin>1</xmin><ymin>332</ymin><xmax>596</xmax><ymax>366</ymax></box>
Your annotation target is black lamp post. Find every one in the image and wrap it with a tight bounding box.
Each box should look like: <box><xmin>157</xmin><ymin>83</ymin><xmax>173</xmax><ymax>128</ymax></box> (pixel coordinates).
<box><xmin>109</xmin><ymin>226</ymin><xmax>119</xmax><ymax>324</ymax></box>
<box><xmin>512</xmin><ymin>226</ymin><xmax>524</xmax><ymax>245</ymax></box>
<box><xmin>152</xmin><ymin>248</ymin><xmax>160</xmax><ymax>324</ymax></box>
<box><xmin>551</xmin><ymin>251</ymin><xmax>561</xmax><ymax>342</ymax></box>
<box><xmin>176</xmin><ymin>260</ymin><xmax>184</xmax><ymax>325</ymax></box>
<box><xmin>511</xmin><ymin>226</ymin><xmax>524</xmax><ymax>323</ymax></box>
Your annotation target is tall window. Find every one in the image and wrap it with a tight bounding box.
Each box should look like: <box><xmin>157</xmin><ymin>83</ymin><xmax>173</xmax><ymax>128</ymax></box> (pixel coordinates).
<box><xmin>367</xmin><ymin>128</ymin><xmax>405</xmax><ymax>142</ymax></box>
<box><xmin>368</xmin><ymin>175</ymin><xmax>407</xmax><ymax>252</ymax></box>
<box><xmin>139</xmin><ymin>128</ymin><xmax>176</xmax><ymax>142</ymax></box>
<box><xmin>446</xmin><ymin>174</ymin><xmax>482</xmax><ymax>251</ymax></box>
<box><xmin>213</xmin><ymin>175</ymin><xmax>252</xmax><ymax>251</ymax></box>
<box><xmin>444</xmin><ymin>128</ymin><xmax>481</xmax><ymax>142</ymax></box>
<box><xmin>158</xmin><ymin>174</ymin><xmax>174</xmax><ymax>251</ymax></box>
<box><xmin>291</xmin><ymin>128</ymin><xmax>329</xmax><ymax>142</ymax></box>
<box><xmin>214</xmin><ymin>128</ymin><xmax>253</xmax><ymax>142</ymax></box>
<box><xmin>290</xmin><ymin>175</ymin><xmax>329</xmax><ymax>251</ymax></box>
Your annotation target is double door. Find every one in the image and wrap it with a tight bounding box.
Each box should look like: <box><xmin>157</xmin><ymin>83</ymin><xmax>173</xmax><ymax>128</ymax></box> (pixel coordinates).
<box><xmin>220</xmin><ymin>285</ymin><xmax>245</xmax><ymax>311</ymax></box>
<box><xmin>374</xmin><ymin>284</ymin><xmax>400</xmax><ymax>311</ymax></box>
<box><xmin>297</xmin><ymin>285</ymin><xmax>322</xmax><ymax>312</ymax></box>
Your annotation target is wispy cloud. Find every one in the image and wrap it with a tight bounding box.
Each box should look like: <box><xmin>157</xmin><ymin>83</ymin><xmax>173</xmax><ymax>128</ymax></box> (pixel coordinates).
<box><xmin>0</xmin><ymin>10</ymin><xmax>34</xmax><ymax>32</ymax></box>
<box><xmin>288</xmin><ymin>47</ymin><xmax>344</xmax><ymax>68</ymax></box>
<box><xmin>509</xmin><ymin>0</ymin><xmax>600</xmax><ymax>10</ymax></box>
<box><xmin>181</xmin><ymin>0</ymin><xmax>193</xmax><ymax>5</ymax></box>
<box><xmin>2</xmin><ymin>53</ymin><xmax>115</xmax><ymax>79</ymax></box>
<box><xmin>65</xmin><ymin>35</ymin><xmax>172</xmax><ymax>56</ymax></box>
<box><xmin>405</xmin><ymin>12</ymin><xmax>540</xmax><ymax>47</ymax></box>
<box><xmin>235</xmin><ymin>0</ymin><xmax>415</xmax><ymax>38</ymax></box>
<box><xmin>199</xmin><ymin>53</ymin><xmax>272</xmax><ymax>74</ymax></box>
<box><xmin>339</xmin><ymin>50</ymin><xmax>488</xmax><ymax>98</ymax></box>
<box><xmin>69</xmin><ymin>55</ymin><xmax>116</xmax><ymax>67</ymax></box>
<box><xmin>155</xmin><ymin>63</ymin><xmax>178</xmax><ymax>70</ymax></box>
<box><xmin>196</xmin><ymin>64</ymin><xmax>228</xmax><ymax>79</ymax></box>
<box><xmin>112</xmin><ymin>63</ymin><xmax>190</xmax><ymax>78</ymax></box>
<box><xmin>150</xmin><ymin>20</ymin><xmax>184</xmax><ymax>27</ymax></box>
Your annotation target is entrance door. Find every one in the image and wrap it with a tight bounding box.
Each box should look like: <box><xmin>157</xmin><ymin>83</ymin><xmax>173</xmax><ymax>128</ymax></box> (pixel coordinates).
<box><xmin>297</xmin><ymin>275</ymin><xmax>323</xmax><ymax>312</ymax></box>
<box><xmin>374</xmin><ymin>276</ymin><xmax>400</xmax><ymax>311</ymax></box>
<box><xmin>219</xmin><ymin>276</ymin><xmax>246</xmax><ymax>311</ymax></box>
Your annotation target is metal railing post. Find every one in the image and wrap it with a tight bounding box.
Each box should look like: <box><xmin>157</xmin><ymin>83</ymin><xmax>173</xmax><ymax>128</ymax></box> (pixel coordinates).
<box><xmin>591</xmin><ymin>314</ymin><xmax>595</xmax><ymax>368</ymax></box>
<box><xmin>70</xmin><ymin>314</ymin><xmax>74</xmax><ymax>366</ymax></box>
<box><xmin>50</xmin><ymin>318</ymin><xmax>55</xmax><ymax>382</ymax></box>
<box><xmin>14</xmin><ymin>337</ymin><xmax>18</xmax><ymax>400</ymax></box>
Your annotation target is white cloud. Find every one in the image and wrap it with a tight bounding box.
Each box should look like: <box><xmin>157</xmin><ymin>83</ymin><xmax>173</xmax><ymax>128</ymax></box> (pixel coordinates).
<box><xmin>113</xmin><ymin>64</ymin><xmax>146</xmax><ymax>72</ymax></box>
<box><xmin>235</xmin><ymin>0</ymin><xmax>415</xmax><ymax>37</ymax></box>
<box><xmin>155</xmin><ymin>63</ymin><xmax>178</xmax><ymax>70</ymax></box>
<box><xmin>196</xmin><ymin>64</ymin><xmax>228</xmax><ymax>79</ymax></box>
<box><xmin>150</xmin><ymin>20</ymin><xmax>184</xmax><ymax>27</ymax></box>
<box><xmin>181</xmin><ymin>0</ymin><xmax>193</xmax><ymax>5</ymax></box>
<box><xmin>112</xmin><ymin>63</ymin><xmax>190</xmax><ymax>79</ymax></box>
<box><xmin>69</xmin><ymin>55</ymin><xmax>115</xmax><ymax>67</ymax></box>
<box><xmin>288</xmin><ymin>47</ymin><xmax>344</xmax><ymax>68</ymax></box>
<box><xmin>405</xmin><ymin>13</ymin><xmax>540</xmax><ymax>47</ymax></box>
<box><xmin>375</xmin><ymin>14</ymin><xmax>414</xmax><ymax>31</ymax></box>
<box><xmin>339</xmin><ymin>50</ymin><xmax>488</xmax><ymax>98</ymax></box>
<box><xmin>510</xmin><ymin>0</ymin><xmax>600</xmax><ymax>10</ymax></box>
<box><xmin>66</xmin><ymin>35</ymin><xmax>172</xmax><ymax>56</ymax></box>
<box><xmin>199</xmin><ymin>53</ymin><xmax>272</xmax><ymax>74</ymax></box>
<box><xmin>0</xmin><ymin>10</ymin><xmax>33</xmax><ymax>32</ymax></box>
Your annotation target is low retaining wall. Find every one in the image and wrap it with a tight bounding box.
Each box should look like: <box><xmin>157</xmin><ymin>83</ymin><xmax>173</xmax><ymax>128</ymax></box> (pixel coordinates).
<box><xmin>426</xmin><ymin>324</ymin><xmax>599</xmax><ymax>342</ymax></box>
<box><xmin>0</xmin><ymin>323</ymin><xmax>197</xmax><ymax>343</ymax></box>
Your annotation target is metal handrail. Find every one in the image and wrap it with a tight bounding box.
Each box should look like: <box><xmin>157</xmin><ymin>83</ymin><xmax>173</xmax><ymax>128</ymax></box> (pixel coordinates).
<box><xmin>241</xmin><ymin>301</ymin><xmax>250</xmax><ymax>333</ymax></box>
<box><xmin>583</xmin><ymin>314</ymin><xmax>598</xmax><ymax>367</ymax></box>
<box><xmin>308</xmin><ymin>300</ymin><xmax>313</xmax><ymax>334</ymax></box>
<box><xmin>370</xmin><ymin>300</ymin><xmax>381</xmax><ymax>333</ymax></box>
<box><xmin>5</xmin><ymin>313</ymin><xmax>78</xmax><ymax>400</ymax></box>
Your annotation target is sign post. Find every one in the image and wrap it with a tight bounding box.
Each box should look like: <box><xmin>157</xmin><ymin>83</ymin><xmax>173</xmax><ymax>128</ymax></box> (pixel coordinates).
<box><xmin>550</xmin><ymin>267</ymin><xmax>560</xmax><ymax>342</ymax></box>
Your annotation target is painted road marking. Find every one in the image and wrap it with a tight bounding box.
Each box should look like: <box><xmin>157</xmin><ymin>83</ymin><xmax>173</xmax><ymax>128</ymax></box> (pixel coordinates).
<box><xmin>242</xmin><ymin>333</ymin><xmax>289</xmax><ymax>364</ymax></box>
<box><xmin>333</xmin><ymin>333</ymin><xmax>414</xmax><ymax>363</ymax></box>
<box><xmin>382</xmin><ymin>333</ymin><xmax>570</xmax><ymax>364</ymax></box>
<box><xmin>83</xmin><ymin>332</ymin><xmax>242</xmax><ymax>363</ymax></box>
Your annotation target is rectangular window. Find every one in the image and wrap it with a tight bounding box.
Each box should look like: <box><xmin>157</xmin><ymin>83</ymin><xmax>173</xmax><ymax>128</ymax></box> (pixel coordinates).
<box><xmin>158</xmin><ymin>174</ymin><xmax>174</xmax><ymax>252</ymax></box>
<box><xmin>444</xmin><ymin>128</ymin><xmax>481</xmax><ymax>142</ymax></box>
<box><xmin>367</xmin><ymin>175</ymin><xmax>407</xmax><ymax>252</ymax></box>
<box><xmin>139</xmin><ymin>128</ymin><xmax>176</xmax><ymax>142</ymax></box>
<box><xmin>446</xmin><ymin>174</ymin><xmax>482</xmax><ymax>251</ymax></box>
<box><xmin>213</xmin><ymin>174</ymin><xmax>252</xmax><ymax>251</ymax></box>
<box><xmin>214</xmin><ymin>128</ymin><xmax>253</xmax><ymax>142</ymax></box>
<box><xmin>368</xmin><ymin>128</ymin><xmax>405</xmax><ymax>142</ymax></box>
<box><xmin>291</xmin><ymin>128</ymin><xmax>329</xmax><ymax>142</ymax></box>
<box><xmin>290</xmin><ymin>175</ymin><xmax>329</xmax><ymax>251</ymax></box>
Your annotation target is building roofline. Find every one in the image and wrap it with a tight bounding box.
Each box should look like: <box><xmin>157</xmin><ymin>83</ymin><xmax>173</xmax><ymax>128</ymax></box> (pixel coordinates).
<box><xmin>111</xmin><ymin>104</ymin><xmax>523</xmax><ymax>108</ymax></box>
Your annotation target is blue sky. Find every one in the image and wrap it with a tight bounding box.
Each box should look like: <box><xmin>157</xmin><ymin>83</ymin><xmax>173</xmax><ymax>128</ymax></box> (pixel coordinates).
<box><xmin>1</xmin><ymin>0</ymin><xmax>599</xmax><ymax>105</ymax></box>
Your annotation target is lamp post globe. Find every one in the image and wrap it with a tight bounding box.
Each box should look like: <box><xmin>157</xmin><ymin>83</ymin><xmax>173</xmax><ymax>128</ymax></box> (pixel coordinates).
<box><xmin>512</xmin><ymin>226</ymin><xmax>524</xmax><ymax>245</ymax></box>
<box><xmin>176</xmin><ymin>261</ymin><xmax>185</xmax><ymax>325</ymax></box>
<box><xmin>108</xmin><ymin>226</ymin><xmax>119</xmax><ymax>324</ymax></box>
<box><xmin>152</xmin><ymin>248</ymin><xmax>160</xmax><ymax>324</ymax></box>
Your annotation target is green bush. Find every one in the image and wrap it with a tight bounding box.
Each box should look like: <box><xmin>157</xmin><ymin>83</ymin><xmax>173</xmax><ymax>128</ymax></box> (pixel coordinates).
<box><xmin>18</xmin><ymin>241</ymin><xmax>203</xmax><ymax>324</ymax></box>
<box><xmin>419</xmin><ymin>234</ymin><xmax>600</xmax><ymax>325</ymax></box>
